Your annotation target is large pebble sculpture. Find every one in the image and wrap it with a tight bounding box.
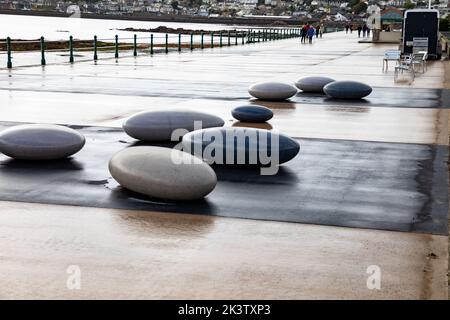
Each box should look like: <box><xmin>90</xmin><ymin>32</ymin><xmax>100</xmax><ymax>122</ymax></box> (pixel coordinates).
<box><xmin>182</xmin><ymin>127</ymin><xmax>300</xmax><ymax>166</ymax></box>
<box><xmin>0</xmin><ymin>124</ymin><xmax>85</xmax><ymax>160</ymax></box>
<box><xmin>248</xmin><ymin>82</ymin><xmax>297</xmax><ymax>101</ymax></box>
<box><xmin>109</xmin><ymin>146</ymin><xmax>217</xmax><ymax>201</ymax></box>
<box><xmin>295</xmin><ymin>76</ymin><xmax>335</xmax><ymax>93</ymax></box>
<box><xmin>123</xmin><ymin>110</ymin><xmax>225</xmax><ymax>141</ymax></box>
<box><xmin>323</xmin><ymin>81</ymin><xmax>372</xmax><ymax>99</ymax></box>
<box><xmin>231</xmin><ymin>105</ymin><xmax>274</xmax><ymax>123</ymax></box>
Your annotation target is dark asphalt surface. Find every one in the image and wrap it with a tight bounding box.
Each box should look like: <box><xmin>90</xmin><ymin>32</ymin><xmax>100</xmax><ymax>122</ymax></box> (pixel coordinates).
<box><xmin>1</xmin><ymin>72</ymin><xmax>450</xmax><ymax>108</ymax></box>
<box><xmin>0</xmin><ymin>121</ymin><xmax>447</xmax><ymax>235</ymax></box>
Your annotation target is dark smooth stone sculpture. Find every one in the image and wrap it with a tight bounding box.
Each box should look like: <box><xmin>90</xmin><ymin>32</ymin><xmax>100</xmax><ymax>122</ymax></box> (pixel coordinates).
<box><xmin>323</xmin><ymin>81</ymin><xmax>372</xmax><ymax>99</ymax></box>
<box><xmin>109</xmin><ymin>146</ymin><xmax>217</xmax><ymax>201</ymax></box>
<box><xmin>295</xmin><ymin>76</ymin><xmax>335</xmax><ymax>93</ymax></box>
<box><xmin>0</xmin><ymin>124</ymin><xmax>85</xmax><ymax>160</ymax></box>
<box><xmin>123</xmin><ymin>110</ymin><xmax>225</xmax><ymax>141</ymax></box>
<box><xmin>182</xmin><ymin>127</ymin><xmax>300</xmax><ymax>166</ymax></box>
<box><xmin>248</xmin><ymin>82</ymin><xmax>297</xmax><ymax>101</ymax></box>
<box><xmin>231</xmin><ymin>105</ymin><xmax>274</xmax><ymax>123</ymax></box>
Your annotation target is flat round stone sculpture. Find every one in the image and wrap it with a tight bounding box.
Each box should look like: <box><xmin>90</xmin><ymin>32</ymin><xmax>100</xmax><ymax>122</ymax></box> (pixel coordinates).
<box><xmin>109</xmin><ymin>146</ymin><xmax>217</xmax><ymax>201</ymax></box>
<box><xmin>323</xmin><ymin>81</ymin><xmax>372</xmax><ymax>99</ymax></box>
<box><xmin>231</xmin><ymin>105</ymin><xmax>273</xmax><ymax>123</ymax></box>
<box><xmin>182</xmin><ymin>127</ymin><xmax>300</xmax><ymax>166</ymax></box>
<box><xmin>123</xmin><ymin>110</ymin><xmax>225</xmax><ymax>141</ymax></box>
<box><xmin>248</xmin><ymin>82</ymin><xmax>297</xmax><ymax>101</ymax></box>
<box><xmin>0</xmin><ymin>124</ymin><xmax>85</xmax><ymax>160</ymax></box>
<box><xmin>295</xmin><ymin>76</ymin><xmax>335</xmax><ymax>93</ymax></box>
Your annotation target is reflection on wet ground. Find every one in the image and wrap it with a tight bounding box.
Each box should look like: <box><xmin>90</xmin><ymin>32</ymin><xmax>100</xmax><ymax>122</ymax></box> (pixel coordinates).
<box><xmin>114</xmin><ymin>210</ymin><xmax>216</xmax><ymax>239</ymax></box>
<box><xmin>232</xmin><ymin>121</ymin><xmax>273</xmax><ymax>130</ymax></box>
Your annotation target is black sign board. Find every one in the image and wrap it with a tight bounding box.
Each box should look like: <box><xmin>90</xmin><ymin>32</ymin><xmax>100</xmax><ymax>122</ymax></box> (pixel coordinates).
<box><xmin>402</xmin><ymin>9</ymin><xmax>440</xmax><ymax>58</ymax></box>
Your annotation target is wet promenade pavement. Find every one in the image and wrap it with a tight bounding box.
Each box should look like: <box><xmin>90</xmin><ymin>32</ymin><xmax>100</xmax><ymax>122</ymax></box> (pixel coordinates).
<box><xmin>0</xmin><ymin>31</ymin><xmax>448</xmax><ymax>299</ymax></box>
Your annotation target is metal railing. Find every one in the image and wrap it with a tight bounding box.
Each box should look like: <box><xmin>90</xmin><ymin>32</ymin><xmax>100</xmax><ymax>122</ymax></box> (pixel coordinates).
<box><xmin>1</xmin><ymin>28</ymin><xmax>302</xmax><ymax>68</ymax></box>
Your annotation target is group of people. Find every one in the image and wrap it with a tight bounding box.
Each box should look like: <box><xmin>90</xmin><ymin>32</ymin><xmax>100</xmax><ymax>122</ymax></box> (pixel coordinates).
<box><xmin>300</xmin><ymin>24</ymin><xmax>323</xmax><ymax>44</ymax></box>
<box><xmin>345</xmin><ymin>24</ymin><xmax>371</xmax><ymax>37</ymax></box>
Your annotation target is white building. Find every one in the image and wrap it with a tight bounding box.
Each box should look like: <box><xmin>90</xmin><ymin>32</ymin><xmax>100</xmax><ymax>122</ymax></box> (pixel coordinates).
<box><xmin>334</xmin><ymin>12</ymin><xmax>349</xmax><ymax>21</ymax></box>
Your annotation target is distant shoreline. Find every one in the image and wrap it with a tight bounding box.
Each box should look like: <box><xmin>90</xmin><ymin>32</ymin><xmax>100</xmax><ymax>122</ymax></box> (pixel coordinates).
<box><xmin>0</xmin><ymin>9</ymin><xmax>318</xmax><ymax>26</ymax></box>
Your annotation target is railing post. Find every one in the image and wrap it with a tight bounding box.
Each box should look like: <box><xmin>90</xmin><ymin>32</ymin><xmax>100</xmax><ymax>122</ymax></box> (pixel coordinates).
<box><xmin>211</xmin><ymin>32</ymin><xmax>214</xmax><ymax>48</ymax></box>
<box><xmin>234</xmin><ymin>30</ymin><xmax>237</xmax><ymax>45</ymax></box>
<box><xmin>190</xmin><ymin>32</ymin><xmax>193</xmax><ymax>51</ymax></box>
<box><xmin>227</xmin><ymin>30</ymin><xmax>230</xmax><ymax>46</ymax></box>
<box><xmin>258</xmin><ymin>30</ymin><xmax>261</xmax><ymax>42</ymax></box>
<box><xmin>133</xmin><ymin>34</ymin><xmax>137</xmax><ymax>57</ymax></box>
<box><xmin>6</xmin><ymin>37</ymin><xmax>12</xmax><ymax>69</ymax></box>
<box><xmin>114</xmin><ymin>35</ymin><xmax>118</xmax><ymax>59</ymax></box>
<box><xmin>93</xmin><ymin>35</ymin><xmax>98</xmax><ymax>61</ymax></box>
<box><xmin>69</xmin><ymin>36</ymin><xmax>74</xmax><ymax>63</ymax></box>
<box><xmin>40</xmin><ymin>36</ymin><xmax>46</xmax><ymax>66</ymax></box>
<box><xmin>219</xmin><ymin>31</ymin><xmax>223</xmax><ymax>47</ymax></box>
<box><xmin>201</xmin><ymin>32</ymin><xmax>204</xmax><ymax>49</ymax></box>
<box><xmin>241</xmin><ymin>31</ymin><xmax>245</xmax><ymax>45</ymax></box>
<box><xmin>150</xmin><ymin>34</ymin><xmax>154</xmax><ymax>55</ymax></box>
<box><xmin>165</xmin><ymin>34</ymin><xmax>168</xmax><ymax>54</ymax></box>
<box><xmin>178</xmin><ymin>33</ymin><xmax>181</xmax><ymax>52</ymax></box>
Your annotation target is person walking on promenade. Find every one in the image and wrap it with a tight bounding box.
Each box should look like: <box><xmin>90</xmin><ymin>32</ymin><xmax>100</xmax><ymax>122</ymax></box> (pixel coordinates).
<box><xmin>316</xmin><ymin>24</ymin><xmax>320</xmax><ymax>38</ymax></box>
<box><xmin>300</xmin><ymin>25</ymin><xmax>306</xmax><ymax>43</ymax></box>
<box><xmin>319</xmin><ymin>23</ymin><xmax>324</xmax><ymax>38</ymax></box>
<box><xmin>345</xmin><ymin>24</ymin><xmax>350</xmax><ymax>34</ymax></box>
<box><xmin>301</xmin><ymin>24</ymin><xmax>310</xmax><ymax>43</ymax></box>
<box><xmin>307</xmin><ymin>26</ymin><xmax>315</xmax><ymax>44</ymax></box>
<box><xmin>362</xmin><ymin>24</ymin><xmax>368</xmax><ymax>37</ymax></box>
<box><xmin>357</xmin><ymin>25</ymin><xmax>362</xmax><ymax>37</ymax></box>
<box><xmin>367</xmin><ymin>27</ymin><xmax>371</xmax><ymax>37</ymax></box>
